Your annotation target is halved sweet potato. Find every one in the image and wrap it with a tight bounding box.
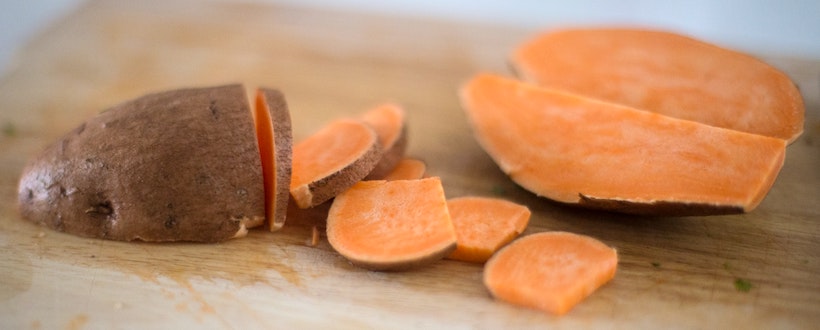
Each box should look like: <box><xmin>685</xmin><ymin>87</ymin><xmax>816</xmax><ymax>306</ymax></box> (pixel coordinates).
<box><xmin>511</xmin><ymin>28</ymin><xmax>804</xmax><ymax>142</ymax></box>
<box><xmin>17</xmin><ymin>85</ymin><xmax>266</xmax><ymax>242</ymax></box>
<box><xmin>460</xmin><ymin>74</ymin><xmax>786</xmax><ymax>216</ymax></box>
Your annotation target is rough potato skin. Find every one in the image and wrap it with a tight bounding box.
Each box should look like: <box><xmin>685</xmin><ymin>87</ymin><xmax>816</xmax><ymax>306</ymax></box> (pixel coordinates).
<box><xmin>17</xmin><ymin>84</ymin><xmax>265</xmax><ymax>242</ymax></box>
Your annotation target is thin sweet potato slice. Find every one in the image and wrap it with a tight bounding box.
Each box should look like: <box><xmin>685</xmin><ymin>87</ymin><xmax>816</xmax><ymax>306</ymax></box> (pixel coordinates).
<box><xmin>484</xmin><ymin>232</ymin><xmax>618</xmax><ymax>315</ymax></box>
<box><xmin>326</xmin><ymin>177</ymin><xmax>456</xmax><ymax>271</ymax></box>
<box><xmin>290</xmin><ymin>119</ymin><xmax>382</xmax><ymax>209</ymax></box>
<box><xmin>511</xmin><ymin>28</ymin><xmax>804</xmax><ymax>142</ymax></box>
<box><xmin>460</xmin><ymin>74</ymin><xmax>786</xmax><ymax>216</ymax></box>
<box><xmin>253</xmin><ymin>88</ymin><xmax>293</xmax><ymax>231</ymax></box>
<box><xmin>360</xmin><ymin>103</ymin><xmax>408</xmax><ymax>180</ymax></box>
<box><xmin>446</xmin><ymin>197</ymin><xmax>530</xmax><ymax>263</ymax></box>
<box><xmin>382</xmin><ymin>158</ymin><xmax>426</xmax><ymax>181</ymax></box>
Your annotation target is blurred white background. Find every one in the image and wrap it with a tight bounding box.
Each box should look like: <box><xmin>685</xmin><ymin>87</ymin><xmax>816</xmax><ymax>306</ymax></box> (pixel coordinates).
<box><xmin>1</xmin><ymin>0</ymin><xmax>818</xmax><ymax>71</ymax></box>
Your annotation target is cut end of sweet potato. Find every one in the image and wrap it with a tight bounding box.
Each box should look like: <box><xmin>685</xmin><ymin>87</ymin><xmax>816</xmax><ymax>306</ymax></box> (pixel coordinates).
<box><xmin>253</xmin><ymin>88</ymin><xmax>293</xmax><ymax>231</ymax></box>
<box><xmin>326</xmin><ymin>177</ymin><xmax>456</xmax><ymax>271</ymax></box>
<box><xmin>360</xmin><ymin>103</ymin><xmax>408</xmax><ymax>180</ymax></box>
<box><xmin>483</xmin><ymin>231</ymin><xmax>618</xmax><ymax>315</ymax></box>
<box><xmin>460</xmin><ymin>73</ymin><xmax>787</xmax><ymax>216</ymax></box>
<box><xmin>446</xmin><ymin>196</ymin><xmax>531</xmax><ymax>263</ymax></box>
<box><xmin>511</xmin><ymin>28</ymin><xmax>805</xmax><ymax>143</ymax></box>
<box><xmin>290</xmin><ymin>119</ymin><xmax>383</xmax><ymax>208</ymax></box>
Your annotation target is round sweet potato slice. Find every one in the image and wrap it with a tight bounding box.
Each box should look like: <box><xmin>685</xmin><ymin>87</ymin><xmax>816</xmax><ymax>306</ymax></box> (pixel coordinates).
<box><xmin>17</xmin><ymin>84</ymin><xmax>265</xmax><ymax>242</ymax></box>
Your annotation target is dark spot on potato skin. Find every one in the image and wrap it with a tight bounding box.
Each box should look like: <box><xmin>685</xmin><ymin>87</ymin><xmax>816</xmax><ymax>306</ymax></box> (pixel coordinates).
<box><xmin>209</xmin><ymin>100</ymin><xmax>219</xmax><ymax>119</ymax></box>
<box><xmin>164</xmin><ymin>215</ymin><xmax>177</xmax><ymax>229</ymax></box>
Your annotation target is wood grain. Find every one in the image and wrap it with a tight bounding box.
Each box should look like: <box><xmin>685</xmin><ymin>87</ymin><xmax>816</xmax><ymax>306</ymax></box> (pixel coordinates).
<box><xmin>1</xmin><ymin>0</ymin><xmax>819</xmax><ymax>328</ymax></box>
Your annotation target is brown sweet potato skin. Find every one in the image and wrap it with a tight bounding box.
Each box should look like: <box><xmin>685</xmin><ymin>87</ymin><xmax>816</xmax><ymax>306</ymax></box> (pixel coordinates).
<box><xmin>17</xmin><ymin>84</ymin><xmax>265</xmax><ymax>242</ymax></box>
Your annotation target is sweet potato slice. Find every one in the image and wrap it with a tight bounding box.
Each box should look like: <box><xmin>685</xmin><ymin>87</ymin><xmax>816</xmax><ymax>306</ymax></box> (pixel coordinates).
<box><xmin>326</xmin><ymin>177</ymin><xmax>456</xmax><ymax>271</ymax></box>
<box><xmin>253</xmin><ymin>88</ymin><xmax>293</xmax><ymax>231</ymax></box>
<box><xmin>446</xmin><ymin>197</ymin><xmax>530</xmax><ymax>263</ymax></box>
<box><xmin>382</xmin><ymin>158</ymin><xmax>426</xmax><ymax>181</ymax></box>
<box><xmin>460</xmin><ymin>74</ymin><xmax>786</xmax><ymax>216</ymax></box>
<box><xmin>290</xmin><ymin>119</ymin><xmax>382</xmax><ymax>209</ymax></box>
<box><xmin>511</xmin><ymin>28</ymin><xmax>804</xmax><ymax>142</ymax></box>
<box><xmin>484</xmin><ymin>232</ymin><xmax>618</xmax><ymax>315</ymax></box>
<box><xmin>359</xmin><ymin>103</ymin><xmax>408</xmax><ymax>180</ymax></box>
<box><xmin>17</xmin><ymin>85</ymin><xmax>265</xmax><ymax>242</ymax></box>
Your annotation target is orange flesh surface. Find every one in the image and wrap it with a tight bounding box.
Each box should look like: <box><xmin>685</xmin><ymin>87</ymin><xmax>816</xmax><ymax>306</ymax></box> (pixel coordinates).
<box><xmin>326</xmin><ymin>177</ymin><xmax>456</xmax><ymax>269</ymax></box>
<box><xmin>446</xmin><ymin>197</ymin><xmax>531</xmax><ymax>263</ymax></box>
<box><xmin>360</xmin><ymin>103</ymin><xmax>405</xmax><ymax>150</ymax></box>
<box><xmin>291</xmin><ymin>119</ymin><xmax>377</xmax><ymax>193</ymax></box>
<box><xmin>511</xmin><ymin>28</ymin><xmax>804</xmax><ymax>142</ymax></box>
<box><xmin>382</xmin><ymin>158</ymin><xmax>426</xmax><ymax>181</ymax></box>
<box><xmin>460</xmin><ymin>74</ymin><xmax>786</xmax><ymax>212</ymax></box>
<box><xmin>252</xmin><ymin>90</ymin><xmax>278</xmax><ymax>230</ymax></box>
<box><xmin>483</xmin><ymin>232</ymin><xmax>618</xmax><ymax>315</ymax></box>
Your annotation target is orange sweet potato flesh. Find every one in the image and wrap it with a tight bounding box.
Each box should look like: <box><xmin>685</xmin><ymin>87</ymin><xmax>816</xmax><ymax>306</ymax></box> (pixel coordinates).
<box><xmin>360</xmin><ymin>103</ymin><xmax>408</xmax><ymax>180</ymax></box>
<box><xmin>253</xmin><ymin>88</ymin><xmax>293</xmax><ymax>231</ymax></box>
<box><xmin>382</xmin><ymin>158</ymin><xmax>426</xmax><ymax>181</ymax></box>
<box><xmin>290</xmin><ymin>119</ymin><xmax>382</xmax><ymax>209</ymax></box>
<box><xmin>460</xmin><ymin>74</ymin><xmax>786</xmax><ymax>216</ymax></box>
<box><xmin>484</xmin><ymin>232</ymin><xmax>618</xmax><ymax>315</ymax></box>
<box><xmin>511</xmin><ymin>28</ymin><xmax>805</xmax><ymax>143</ymax></box>
<box><xmin>446</xmin><ymin>197</ymin><xmax>530</xmax><ymax>263</ymax></box>
<box><xmin>326</xmin><ymin>177</ymin><xmax>456</xmax><ymax>271</ymax></box>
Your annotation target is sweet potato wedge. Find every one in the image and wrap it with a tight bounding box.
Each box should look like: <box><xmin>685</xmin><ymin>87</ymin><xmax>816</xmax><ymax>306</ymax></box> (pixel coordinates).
<box><xmin>459</xmin><ymin>74</ymin><xmax>786</xmax><ymax>216</ymax></box>
<box><xmin>511</xmin><ymin>28</ymin><xmax>805</xmax><ymax>142</ymax></box>
<box><xmin>17</xmin><ymin>85</ymin><xmax>266</xmax><ymax>242</ymax></box>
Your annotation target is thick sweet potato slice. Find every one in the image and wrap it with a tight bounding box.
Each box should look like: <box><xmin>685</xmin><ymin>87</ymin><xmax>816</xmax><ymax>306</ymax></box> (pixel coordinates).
<box><xmin>326</xmin><ymin>177</ymin><xmax>456</xmax><ymax>271</ymax></box>
<box><xmin>484</xmin><ymin>232</ymin><xmax>618</xmax><ymax>315</ymax></box>
<box><xmin>511</xmin><ymin>28</ymin><xmax>804</xmax><ymax>142</ymax></box>
<box><xmin>17</xmin><ymin>85</ymin><xmax>265</xmax><ymax>242</ymax></box>
<box><xmin>290</xmin><ymin>119</ymin><xmax>382</xmax><ymax>209</ymax></box>
<box><xmin>460</xmin><ymin>74</ymin><xmax>786</xmax><ymax>216</ymax></box>
<box><xmin>253</xmin><ymin>88</ymin><xmax>293</xmax><ymax>231</ymax></box>
<box><xmin>360</xmin><ymin>103</ymin><xmax>408</xmax><ymax>180</ymax></box>
<box><xmin>382</xmin><ymin>158</ymin><xmax>426</xmax><ymax>181</ymax></box>
<box><xmin>446</xmin><ymin>197</ymin><xmax>530</xmax><ymax>263</ymax></box>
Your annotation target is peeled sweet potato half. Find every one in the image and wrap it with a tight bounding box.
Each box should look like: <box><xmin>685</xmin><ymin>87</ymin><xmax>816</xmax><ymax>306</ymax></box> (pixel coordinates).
<box><xmin>17</xmin><ymin>84</ymin><xmax>279</xmax><ymax>242</ymax></box>
<box><xmin>460</xmin><ymin>74</ymin><xmax>786</xmax><ymax>216</ymax></box>
<box><xmin>511</xmin><ymin>28</ymin><xmax>805</xmax><ymax>142</ymax></box>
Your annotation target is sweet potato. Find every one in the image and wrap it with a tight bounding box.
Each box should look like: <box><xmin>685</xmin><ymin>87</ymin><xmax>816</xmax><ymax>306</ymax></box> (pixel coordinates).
<box><xmin>484</xmin><ymin>231</ymin><xmax>618</xmax><ymax>315</ymax></box>
<box><xmin>460</xmin><ymin>74</ymin><xmax>786</xmax><ymax>216</ymax></box>
<box><xmin>446</xmin><ymin>197</ymin><xmax>530</xmax><ymax>263</ymax></box>
<box><xmin>382</xmin><ymin>158</ymin><xmax>426</xmax><ymax>181</ymax></box>
<box><xmin>360</xmin><ymin>103</ymin><xmax>408</xmax><ymax>180</ymax></box>
<box><xmin>17</xmin><ymin>85</ymin><xmax>267</xmax><ymax>242</ymax></box>
<box><xmin>253</xmin><ymin>88</ymin><xmax>293</xmax><ymax>231</ymax></box>
<box><xmin>511</xmin><ymin>28</ymin><xmax>805</xmax><ymax>142</ymax></box>
<box><xmin>326</xmin><ymin>177</ymin><xmax>456</xmax><ymax>271</ymax></box>
<box><xmin>290</xmin><ymin>119</ymin><xmax>382</xmax><ymax>209</ymax></box>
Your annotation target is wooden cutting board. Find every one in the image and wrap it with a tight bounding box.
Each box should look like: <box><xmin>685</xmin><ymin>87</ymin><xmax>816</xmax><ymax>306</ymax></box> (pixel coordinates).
<box><xmin>1</xmin><ymin>0</ymin><xmax>818</xmax><ymax>328</ymax></box>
